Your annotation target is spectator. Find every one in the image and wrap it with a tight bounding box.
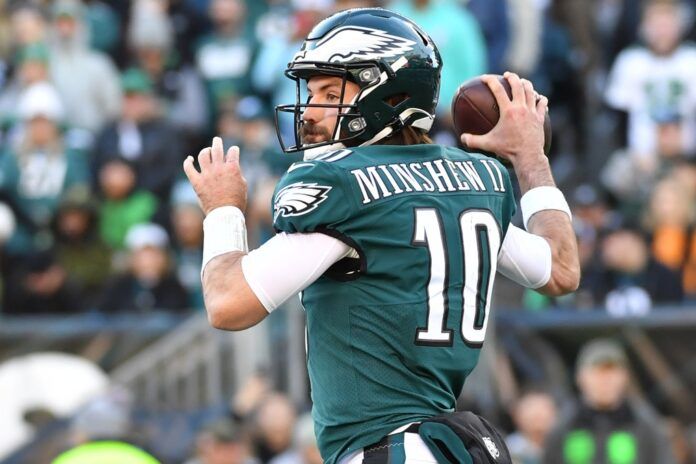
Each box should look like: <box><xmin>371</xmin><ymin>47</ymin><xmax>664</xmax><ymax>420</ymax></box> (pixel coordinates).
<box><xmin>506</xmin><ymin>389</ymin><xmax>557</xmax><ymax>464</ymax></box>
<box><xmin>93</xmin><ymin>68</ymin><xmax>185</xmax><ymax>203</ymax></box>
<box><xmin>98</xmin><ymin>159</ymin><xmax>157</xmax><ymax>250</ymax></box>
<box><xmin>128</xmin><ymin>0</ymin><xmax>208</xmax><ymax>146</ymax></box>
<box><xmin>98</xmin><ymin>223</ymin><xmax>189</xmax><ymax>313</ymax></box>
<box><xmin>8</xmin><ymin>5</ymin><xmax>48</xmax><ymax>50</ymax></box>
<box><xmin>572</xmin><ymin>184</ymin><xmax>615</xmax><ymax>232</ymax></box>
<box><xmin>0</xmin><ymin>43</ymin><xmax>52</xmax><ymax>126</ymax></box>
<box><xmin>0</xmin><ymin>82</ymin><xmax>89</xmax><ymax>255</ymax></box>
<box><xmin>543</xmin><ymin>339</ymin><xmax>677</xmax><ymax>464</ymax></box>
<box><xmin>467</xmin><ymin>0</ymin><xmax>510</xmax><ymax>74</ymax></box>
<box><xmin>82</xmin><ymin>0</ymin><xmax>121</xmax><ymax>56</ymax></box>
<box><xmin>646</xmin><ymin>175</ymin><xmax>696</xmax><ymax>299</ymax></box>
<box><xmin>52</xmin><ymin>189</ymin><xmax>112</xmax><ymax>307</ymax></box>
<box><xmin>2</xmin><ymin>249</ymin><xmax>82</xmax><ymax>315</ymax></box>
<box><xmin>48</xmin><ymin>0</ymin><xmax>122</xmax><ymax>137</ymax></box>
<box><xmin>269</xmin><ymin>413</ymin><xmax>322</xmax><ymax>464</ymax></box>
<box><xmin>67</xmin><ymin>392</ymin><xmax>132</xmax><ymax>444</ymax></box>
<box><xmin>572</xmin><ymin>187</ymin><xmax>605</xmax><ymax>272</ymax></box>
<box><xmin>163</xmin><ymin>0</ymin><xmax>211</xmax><ymax>65</ymax></box>
<box><xmin>504</xmin><ymin>0</ymin><xmax>543</xmax><ymax>77</ymax></box>
<box><xmin>390</xmin><ymin>0</ymin><xmax>486</xmax><ymax>115</ymax></box>
<box><xmin>52</xmin><ymin>392</ymin><xmax>161</xmax><ymax>464</ymax></box>
<box><xmin>572</xmin><ymin>184</ymin><xmax>617</xmax><ymax>309</ymax></box>
<box><xmin>196</xmin><ymin>0</ymin><xmax>257</xmax><ymax>119</ymax></box>
<box><xmin>170</xmin><ymin>181</ymin><xmax>204</xmax><ymax>309</ymax></box>
<box><xmin>253</xmin><ymin>394</ymin><xmax>297</xmax><ymax>463</ymax></box>
<box><xmin>605</xmin><ymin>0</ymin><xmax>696</xmax><ymax>157</ymax></box>
<box><xmin>184</xmin><ymin>417</ymin><xmax>259</xmax><ymax>464</ymax></box>
<box><xmin>652</xmin><ymin>111</ymin><xmax>693</xmax><ymax>162</ymax></box>
<box><xmin>602</xmin><ymin>111</ymin><xmax>693</xmax><ymax>218</ymax></box>
<box><xmin>582</xmin><ymin>221</ymin><xmax>684</xmax><ymax>313</ymax></box>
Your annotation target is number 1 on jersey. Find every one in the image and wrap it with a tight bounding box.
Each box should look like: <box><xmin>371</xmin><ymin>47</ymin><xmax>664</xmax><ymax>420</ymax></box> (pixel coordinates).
<box><xmin>413</xmin><ymin>208</ymin><xmax>502</xmax><ymax>347</ymax></box>
<box><xmin>413</xmin><ymin>209</ymin><xmax>454</xmax><ymax>345</ymax></box>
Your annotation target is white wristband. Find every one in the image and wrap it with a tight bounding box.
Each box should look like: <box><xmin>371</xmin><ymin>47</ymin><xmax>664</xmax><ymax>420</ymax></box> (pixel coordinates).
<box><xmin>520</xmin><ymin>186</ymin><xmax>572</xmax><ymax>230</ymax></box>
<box><xmin>202</xmin><ymin>206</ymin><xmax>248</xmax><ymax>278</ymax></box>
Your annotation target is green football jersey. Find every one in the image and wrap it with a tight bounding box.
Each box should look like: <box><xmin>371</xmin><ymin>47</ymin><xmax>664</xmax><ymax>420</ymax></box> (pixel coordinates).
<box><xmin>272</xmin><ymin>144</ymin><xmax>516</xmax><ymax>464</ymax></box>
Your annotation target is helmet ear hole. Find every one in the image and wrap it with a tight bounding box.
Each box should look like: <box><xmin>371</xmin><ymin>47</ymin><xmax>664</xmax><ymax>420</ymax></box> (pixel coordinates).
<box><xmin>384</xmin><ymin>93</ymin><xmax>410</xmax><ymax>108</ymax></box>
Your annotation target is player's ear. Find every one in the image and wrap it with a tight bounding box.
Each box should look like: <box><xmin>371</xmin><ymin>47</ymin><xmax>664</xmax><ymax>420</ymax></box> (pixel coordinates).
<box><xmin>384</xmin><ymin>93</ymin><xmax>409</xmax><ymax>107</ymax></box>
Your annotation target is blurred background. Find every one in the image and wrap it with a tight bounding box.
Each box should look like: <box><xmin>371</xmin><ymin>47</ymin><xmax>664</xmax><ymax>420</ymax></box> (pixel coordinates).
<box><xmin>0</xmin><ymin>0</ymin><xmax>695</xmax><ymax>463</ymax></box>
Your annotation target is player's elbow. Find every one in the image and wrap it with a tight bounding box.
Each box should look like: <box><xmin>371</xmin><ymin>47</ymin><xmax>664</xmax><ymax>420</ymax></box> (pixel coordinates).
<box><xmin>205</xmin><ymin>290</ymin><xmax>268</xmax><ymax>331</ymax></box>
<box><xmin>539</xmin><ymin>235</ymin><xmax>581</xmax><ymax>296</ymax></box>
<box><xmin>206</xmin><ymin>297</ymin><xmax>251</xmax><ymax>331</ymax></box>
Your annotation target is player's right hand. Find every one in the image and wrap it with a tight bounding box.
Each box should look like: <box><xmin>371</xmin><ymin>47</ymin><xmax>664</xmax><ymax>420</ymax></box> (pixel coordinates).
<box><xmin>183</xmin><ymin>136</ymin><xmax>248</xmax><ymax>215</ymax></box>
<box><xmin>461</xmin><ymin>72</ymin><xmax>548</xmax><ymax>167</ymax></box>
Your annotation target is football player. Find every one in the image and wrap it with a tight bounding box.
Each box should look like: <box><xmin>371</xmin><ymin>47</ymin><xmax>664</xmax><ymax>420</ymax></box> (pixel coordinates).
<box><xmin>184</xmin><ymin>8</ymin><xmax>579</xmax><ymax>464</ymax></box>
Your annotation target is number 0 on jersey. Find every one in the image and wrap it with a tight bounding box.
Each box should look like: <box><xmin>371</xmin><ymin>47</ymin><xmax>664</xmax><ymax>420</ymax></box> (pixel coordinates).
<box><xmin>412</xmin><ymin>209</ymin><xmax>502</xmax><ymax>347</ymax></box>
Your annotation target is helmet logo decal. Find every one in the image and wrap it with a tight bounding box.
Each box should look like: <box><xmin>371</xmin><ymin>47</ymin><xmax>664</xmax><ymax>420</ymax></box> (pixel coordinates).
<box><xmin>274</xmin><ymin>182</ymin><xmax>332</xmax><ymax>219</ymax></box>
<box><xmin>294</xmin><ymin>26</ymin><xmax>416</xmax><ymax>63</ymax></box>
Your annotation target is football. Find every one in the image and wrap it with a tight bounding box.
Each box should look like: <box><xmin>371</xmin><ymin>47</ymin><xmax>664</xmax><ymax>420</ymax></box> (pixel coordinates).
<box><xmin>451</xmin><ymin>75</ymin><xmax>552</xmax><ymax>155</ymax></box>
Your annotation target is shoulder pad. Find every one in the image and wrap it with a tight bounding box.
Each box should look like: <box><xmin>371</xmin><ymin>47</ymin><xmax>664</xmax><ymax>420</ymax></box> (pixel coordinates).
<box><xmin>312</xmin><ymin>149</ymin><xmax>354</xmax><ymax>163</ymax></box>
<box><xmin>273</xmin><ymin>161</ymin><xmax>353</xmax><ymax>233</ymax></box>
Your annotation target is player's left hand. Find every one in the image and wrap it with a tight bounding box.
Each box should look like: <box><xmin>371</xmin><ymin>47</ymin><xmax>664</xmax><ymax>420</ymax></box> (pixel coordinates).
<box><xmin>183</xmin><ymin>136</ymin><xmax>248</xmax><ymax>215</ymax></box>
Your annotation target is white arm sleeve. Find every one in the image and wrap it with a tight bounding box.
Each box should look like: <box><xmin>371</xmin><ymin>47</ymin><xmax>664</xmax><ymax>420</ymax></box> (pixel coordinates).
<box><xmin>497</xmin><ymin>224</ymin><xmax>552</xmax><ymax>289</ymax></box>
<box><xmin>241</xmin><ymin>232</ymin><xmax>352</xmax><ymax>312</ymax></box>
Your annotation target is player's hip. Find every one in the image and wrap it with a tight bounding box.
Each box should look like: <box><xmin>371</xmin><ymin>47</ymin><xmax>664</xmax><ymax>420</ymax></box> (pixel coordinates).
<box><xmin>338</xmin><ymin>411</ymin><xmax>512</xmax><ymax>464</ymax></box>
<box><xmin>339</xmin><ymin>423</ymin><xmax>437</xmax><ymax>464</ymax></box>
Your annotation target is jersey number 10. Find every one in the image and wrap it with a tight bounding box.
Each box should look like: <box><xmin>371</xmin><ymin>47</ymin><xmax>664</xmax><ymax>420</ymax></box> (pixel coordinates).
<box><xmin>412</xmin><ymin>208</ymin><xmax>502</xmax><ymax>347</ymax></box>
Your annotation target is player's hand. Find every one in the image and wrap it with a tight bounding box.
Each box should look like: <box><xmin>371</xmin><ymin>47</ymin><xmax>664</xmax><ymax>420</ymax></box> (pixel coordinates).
<box><xmin>183</xmin><ymin>136</ymin><xmax>248</xmax><ymax>215</ymax></box>
<box><xmin>461</xmin><ymin>72</ymin><xmax>548</xmax><ymax>167</ymax></box>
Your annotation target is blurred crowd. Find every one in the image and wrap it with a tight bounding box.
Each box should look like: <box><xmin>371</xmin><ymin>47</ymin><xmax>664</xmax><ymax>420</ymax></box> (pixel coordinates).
<box><xmin>18</xmin><ymin>373</ymin><xmax>324</xmax><ymax>464</ymax></box>
<box><xmin>0</xmin><ymin>0</ymin><xmax>694</xmax><ymax>316</ymax></box>
<box><xmin>1</xmin><ymin>0</ymin><xmax>696</xmax><ymax>462</ymax></box>
<box><xmin>10</xmin><ymin>337</ymin><xmax>694</xmax><ymax>463</ymax></box>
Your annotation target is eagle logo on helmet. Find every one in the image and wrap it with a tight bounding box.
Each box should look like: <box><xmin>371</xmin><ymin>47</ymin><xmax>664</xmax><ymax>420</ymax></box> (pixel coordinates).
<box><xmin>274</xmin><ymin>182</ymin><xmax>332</xmax><ymax>219</ymax></box>
<box><xmin>293</xmin><ymin>26</ymin><xmax>416</xmax><ymax>64</ymax></box>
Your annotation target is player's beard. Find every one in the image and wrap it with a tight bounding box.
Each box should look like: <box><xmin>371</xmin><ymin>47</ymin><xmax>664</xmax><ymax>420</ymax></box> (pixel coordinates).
<box><xmin>300</xmin><ymin>121</ymin><xmax>333</xmax><ymax>145</ymax></box>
